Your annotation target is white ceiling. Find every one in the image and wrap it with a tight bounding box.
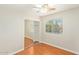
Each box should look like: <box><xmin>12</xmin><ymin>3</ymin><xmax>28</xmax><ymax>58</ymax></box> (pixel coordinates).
<box><xmin>0</xmin><ymin>4</ymin><xmax>79</xmax><ymax>16</ymax></box>
<box><xmin>35</xmin><ymin>4</ymin><xmax>79</xmax><ymax>16</ymax></box>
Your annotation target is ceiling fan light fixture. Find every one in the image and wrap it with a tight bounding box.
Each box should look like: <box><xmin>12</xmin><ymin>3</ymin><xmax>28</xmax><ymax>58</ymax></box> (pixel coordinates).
<box><xmin>34</xmin><ymin>4</ymin><xmax>56</xmax><ymax>13</ymax></box>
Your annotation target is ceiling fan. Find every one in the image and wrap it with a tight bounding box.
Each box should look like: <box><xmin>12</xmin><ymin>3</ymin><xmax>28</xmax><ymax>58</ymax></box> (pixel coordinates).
<box><xmin>34</xmin><ymin>4</ymin><xmax>56</xmax><ymax>13</ymax></box>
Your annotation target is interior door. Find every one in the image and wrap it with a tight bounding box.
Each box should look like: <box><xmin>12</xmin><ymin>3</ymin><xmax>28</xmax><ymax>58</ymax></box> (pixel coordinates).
<box><xmin>32</xmin><ymin>21</ymin><xmax>40</xmax><ymax>41</ymax></box>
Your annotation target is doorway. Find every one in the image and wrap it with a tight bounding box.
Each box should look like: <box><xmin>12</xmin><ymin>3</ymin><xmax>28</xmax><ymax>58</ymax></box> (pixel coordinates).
<box><xmin>24</xmin><ymin>20</ymin><xmax>40</xmax><ymax>47</ymax></box>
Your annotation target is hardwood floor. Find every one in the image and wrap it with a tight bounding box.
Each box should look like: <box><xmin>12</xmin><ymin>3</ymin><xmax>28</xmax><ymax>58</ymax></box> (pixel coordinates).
<box><xmin>33</xmin><ymin>43</ymin><xmax>75</xmax><ymax>55</ymax></box>
<box><xmin>24</xmin><ymin>37</ymin><xmax>33</xmax><ymax>49</ymax></box>
<box><xmin>16</xmin><ymin>38</ymin><xmax>76</xmax><ymax>55</ymax></box>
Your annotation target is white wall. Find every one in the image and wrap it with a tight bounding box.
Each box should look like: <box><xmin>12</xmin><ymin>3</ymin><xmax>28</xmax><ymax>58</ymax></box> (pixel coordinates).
<box><xmin>25</xmin><ymin>20</ymin><xmax>34</xmax><ymax>38</ymax></box>
<box><xmin>40</xmin><ymin>7</ymin><xmax>79</xmax><ymax>54</ymax></box>
<box><xmin>0</xmin><ymin>8</ymin><xmax>25</xmax><ymax>54</ymax></box>
<box><xmin>0</xmin><ymin>4</ymin><xmax>41</xmax><ymax>55</ymax></box>
<box><xmin>25</xmin><ymin>9</ymin><xmax>40</xmax><ymax>21</ymax></box>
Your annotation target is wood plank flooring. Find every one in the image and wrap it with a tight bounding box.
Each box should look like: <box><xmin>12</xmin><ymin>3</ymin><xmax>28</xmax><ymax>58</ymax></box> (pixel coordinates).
<box><xmin>16</xmin><ymin>38</ymin><xmax>76</xmax><ymax>55</ymax></box>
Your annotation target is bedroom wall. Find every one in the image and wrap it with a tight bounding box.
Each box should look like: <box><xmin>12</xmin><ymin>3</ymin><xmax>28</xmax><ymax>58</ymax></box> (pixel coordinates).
<box><xmin>40</xmin><ymin>7</ymin><xmax>79</xmax><ymax>54</ymax></box>
<box><xmin>25</xmin><ymin>20</ymin><xmax>34</xmax><ymax>38</ymax></box>
<box><xmin>0</xmin><ymin>5</ymin><xmax>41</xmax><ymax>54</ymax></box>
<box><xmin>0</xmin><ymin>8</ymin><xmax>25</xmax><ymax>54</ymax></box>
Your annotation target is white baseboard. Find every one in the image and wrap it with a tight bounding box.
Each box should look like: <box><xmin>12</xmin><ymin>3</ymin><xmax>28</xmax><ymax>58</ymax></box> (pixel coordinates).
<box><xmin>9</xmin><ymin>48</ymin><xmax>24</xmax><ymax>55</ymax></box>
<box><xmin>39</xmin><ymin>40</ymin><xmax>79</xmax><ymax>55</ymax></box>
<box><xmin>9</xmin><ymin>40</ymin><xmax>79</xmax><ymax>55</ymax></box>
